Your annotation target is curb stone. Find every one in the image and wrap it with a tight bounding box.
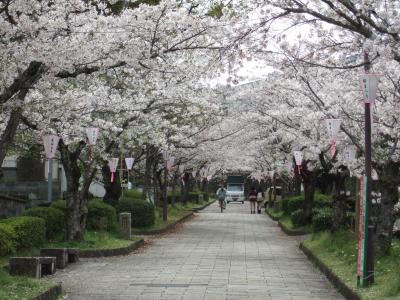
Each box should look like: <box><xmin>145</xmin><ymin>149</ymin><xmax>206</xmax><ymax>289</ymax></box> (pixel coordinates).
<box><xmin>132</xmin><ymin>200</ymin><xmax>215</xmax><ymax>235</ymax></box>
<box><xmin>299</xmin><ymin>242</ymin><xmax>361</xmax><ymax>300</ymax></box>
<box><xmin>32</xmin><ymin>282</ymin><xmax>62</xmax><ymax>300</ymax></box>
<box><xmin>80</xmin><ymin>238</ymin><xmax>145</xmax><ymax>258</ymax></box>
<box><xmin>278</xmin><ymin>220</ymin><xmax>312</xmax><ymax>236</ymax></box>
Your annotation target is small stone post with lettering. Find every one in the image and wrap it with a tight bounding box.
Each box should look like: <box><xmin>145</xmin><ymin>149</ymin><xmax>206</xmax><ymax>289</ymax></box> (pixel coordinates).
<box><xmin>119</xmin><ymin>212</ymin><xmax>131</xmax><ymax>240</ymax></box>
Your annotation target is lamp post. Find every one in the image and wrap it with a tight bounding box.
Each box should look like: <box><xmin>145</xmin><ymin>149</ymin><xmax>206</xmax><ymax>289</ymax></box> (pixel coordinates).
<box><xmin>358</xmin><ymin>60</ymin><xmax>379</xmax><ymax>287</ymax></box>
<box><xmin>162</xmin><ymin>149</ymin><xmax>171</xmax><ymax>221</ymax></box>
<box><xmin>43</xmin><ymin>134</ymin><xmax>60</xmax><ymax>203</ymax></box>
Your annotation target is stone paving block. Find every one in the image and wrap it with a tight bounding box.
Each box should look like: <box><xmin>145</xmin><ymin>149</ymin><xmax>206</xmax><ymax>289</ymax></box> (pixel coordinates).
<box><xmin>53</xmin><ymin>202</ymin><xmax>343</xmax><ymax>300</ymax></box>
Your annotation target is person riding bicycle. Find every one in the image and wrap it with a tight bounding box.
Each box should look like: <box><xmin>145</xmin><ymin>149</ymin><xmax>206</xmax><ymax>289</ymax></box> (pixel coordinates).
<box><xmin>216</xmin><ymin>183</ymin><xmax>227</xmax><ymax>212</ymax></box>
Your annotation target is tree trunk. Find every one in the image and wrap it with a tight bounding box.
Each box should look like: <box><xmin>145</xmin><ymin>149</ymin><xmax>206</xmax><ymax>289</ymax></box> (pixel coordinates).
<box><xmin>171</xmin><ymin>174</ymin><xmax>178</xmax><ymax>207</ymax></box>
<box><xmin>59</xmin><ymin>141</ymin><xmax>85</xmax><ymax>242</ymax></box>
<box><xmin>332</xmin><ymin>168</ymin><xmax>349</xmax><ymax>231</ymax></box>
<box><xmin>102</xmin><ymin>163</ymin><xmax>121</xmax><ymax>206</ymax></box>
<box><xmin>302</xmin><ymin>170</ymin><xmax>316</xmax><ymax>223</ymax></box>
<box><xmin>0</xmin><ymin>108</ymin><xmax>22</xmax><ymax>178</ymax></box>
<box><xmin>375</xmin><ymin>161</ymin><xmax>400</xmax><ymax>255</ymax></box>
<box><xmin>0</xmin><ymin>61</ymin><xmax>45</xmax><ymax>173</ymax></box>
<box><xmin>143</xmin><ymin>145</ymin><xmax>153</xmax><ymax>201</ymax></box>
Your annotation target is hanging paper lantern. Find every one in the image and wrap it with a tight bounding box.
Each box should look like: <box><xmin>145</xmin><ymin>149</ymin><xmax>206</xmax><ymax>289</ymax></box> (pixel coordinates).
<box><xmin>168</xmin><ymin>156</ymin><xmax>175</xmax><ymax>165</ymax></box>
<box><xmin>360</xmin><ymin>74</ymin><xmax>380</xmax><ymax>103</ymax></box>
<box><xmin>43</xmin><ymin>135</ymin><xmax>60</xmax><ymax>159</ymax></box>
<box><xmin>372</xmin><ymin>169</ymin><xmax>379</xmax><ymax>181</ymax></box>
<box><xmin>293</xmin><ymin>151</ymin><xmax>303</xmax><ymax>175</ymax></box>
<box><xmin>162</xmin><ymin>149</ymin><xmax>170</xmax><ymax>161</ymax></box>
<box><xmin>86</xmin><ymin>127</ymin><xmax>99</xmax><ymax>145</ymax></box>
<box><xmin>192</xmin><ymin>171</ymin><xmax>197</xmax><ymax>178</ymax></box>
<box><xmin>179</xmin><ymin>165</ymin><xmax>185</xmax><ymax>175</ymax></box>
<box><xmin>325</xmin><ymin>119</ymin><xmax>341</xmax><ymax>158</ymax></box>
<box><xmin>206</xmin><ymin>175</ymin><xmax>212</xmax><ymax>181</ymax></box>
<box><xmin>108</xmin><ymin>158</ymin><xmax>119</xmax><ymax>183</ymax></box>
<box><xmin>344</xmin><ymin>146</ymin><xmax>357</xmax><ymax>162</ymax></box>
<box><xmin>125</xmin><ymin>157</ymin><xmax>134</xmax><ymax>170</ymax></box>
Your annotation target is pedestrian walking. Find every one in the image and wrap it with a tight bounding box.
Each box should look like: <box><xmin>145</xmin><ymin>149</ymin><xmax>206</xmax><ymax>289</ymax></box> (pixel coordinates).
<box><xmin>216</xmin><ymin>183</ymin><xmax>227</xmax><ymax>213</ymax></box>
<box><xmin>248</xmin><ymin>186</ymin><xmax>257</xmax><ymax>214</ymax></box>
<box><xmin>256</xmin><ymin>187</ymin><xmax>264</xmax><ymax>214</ymax></box>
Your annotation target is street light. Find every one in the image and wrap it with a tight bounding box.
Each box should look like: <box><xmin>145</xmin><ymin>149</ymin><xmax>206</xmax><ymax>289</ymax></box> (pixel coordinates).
<box><xmin>162</xmin><ymin>149</ymin><xmax>171</xmax><ymax>221</ymax></box>
<box><xmin>358</xmin><ymin>71</ymin><xmax>380</xmax><ymax>287</ymax></box>
<box><xmin>43</xmin><ymin>134</ymin><xmax>60</xmax><ymax>203</ymax></box>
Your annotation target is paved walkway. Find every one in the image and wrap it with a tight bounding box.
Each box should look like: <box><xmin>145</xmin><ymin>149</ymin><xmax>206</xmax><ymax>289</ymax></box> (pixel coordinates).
<box><xmin>53</xmin><ymin>202</ymin><xmax>343</xmax><ymax>300</ymax></box>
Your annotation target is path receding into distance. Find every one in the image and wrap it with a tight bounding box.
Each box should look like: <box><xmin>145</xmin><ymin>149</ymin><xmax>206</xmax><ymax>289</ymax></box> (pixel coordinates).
<box><xmin>53</xmin><ymin>202</ymin><xmax>343</xmax><ymax>300</ymax></box>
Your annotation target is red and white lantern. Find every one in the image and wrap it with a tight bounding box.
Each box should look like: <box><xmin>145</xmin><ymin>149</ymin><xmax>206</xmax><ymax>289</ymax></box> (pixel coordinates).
<box><xmin>192</xmin><ymin>171</ymin><xmax>197</xmax><ymax>179</ymax></box>
<box><xmin>325</xmin><ymin>119</ymin><xmax>341</xmax><ymax>158</ymax></box>
<box><xmin>43</xmin><ymin>135</ymin><xmax>60</xmax><ymax>159</ymax></box>
<box><xmin>293</xmin><ymin>151</ymin><xmax>303</xmax><ymax>175</ymax></box>
<box><xmin>108</xmin><ymin>158</ymin><xmax>119</xmax><ymax>183</ymax></box>
<box><xmin>206</xmin><ymin>175</ymin><xmax>212</xmax><ymax>182</ymax></box>
<box><xmin>86</xmin><ymin>127</ymin><xmax>99</xmax><ymax>145</ymax></box>
<box><xmin>344</xmin><ymin>146</ymin><xmax>357</xmax><ymax>162</ymax></box>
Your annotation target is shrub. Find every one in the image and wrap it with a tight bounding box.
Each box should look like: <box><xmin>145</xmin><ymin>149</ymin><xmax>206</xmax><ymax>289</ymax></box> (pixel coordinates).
<box><xmin>312</xmin><ymin>208</ymin><xmax>333</xmax><ymax>232</ymax></box>
<box><xmin>314</xmin><ymin>193</ymin><xmax>333</xmax><ymax>209</ymax></box>
<box><xmin>117</xmin><ymin>198</ymin><xmax>155</xmax><ymax>227</ymax></box>
<box><xmin>23</xmin><ymin>207</ymin><xmax>64</xmax><ymax>240</ymax></box>
<box><xmin>0</xmin><ymin>223</ymin><xmax>16</xmax><ymax>256</ymax></box>
<box><xmin>87</xmin><ymin>200</ymin><xmax>117</xmax><ymax>231</ymax></box>
<box><xmin>124</xmin><ymin>189</ymin><xmax>145</xmax><ymax>200</ymax></box>
<box><xmin>1</xmin><ymin>216</ymin><xmax>45</xmax><ymax>249</ymax></box>
<box><xmin>281</xmin><ymin>198</ymin><xmax>289</xmax><ymax>213</ymax></box>
<box><xmin>290</xmin><ymin>209</ymin><xmax>306</xmax><ymax>227</ymax></box>
<box><xmin>50</xmin><ymin>200</ymin><xmax>67</xmax><ymax>215</ymax></box>
<box><xmin>287</xmin><ymin>195</ymin><xmax>304</xmax><ymax>214</ymax></box>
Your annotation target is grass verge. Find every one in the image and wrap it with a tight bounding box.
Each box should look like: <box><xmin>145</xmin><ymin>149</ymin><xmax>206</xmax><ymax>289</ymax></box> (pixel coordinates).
<box><xmin>265</xmin><ymin>207</ymin><xmax>284</xmax><ymax>220</ymax></box>
<box><xmin>0</xmin><ymin>231</ymin><xmax>140</xmax><ymax>267</ymax></box>
<box><xmin>279</xmin><ymin>214</ymin><xmax>312</xmax><ymax>233</ymax></box>
<box><xmin>132</xmin><ymin>200</ymin><xmax>214</xmax><ymax>233</ymax></box>
<box><xmin>304</xmin><ymin>230</ymin><xmax>400</xmax><ymax>300</ymax></box>
<box><xmin>0</xmin><ymin>268</ymin><xmax>56</xmax><ymax>300</ymax></box>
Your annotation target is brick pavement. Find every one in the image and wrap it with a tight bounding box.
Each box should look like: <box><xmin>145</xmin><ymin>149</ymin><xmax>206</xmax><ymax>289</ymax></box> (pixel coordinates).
<box><xmin>53</xmin><ymin>202</ymin><xmax>343</xmax><ymax>300</ymax></box>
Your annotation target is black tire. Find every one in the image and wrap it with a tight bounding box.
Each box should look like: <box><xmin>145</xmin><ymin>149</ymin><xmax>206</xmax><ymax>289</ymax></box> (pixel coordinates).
<box><xmin>227</xmin><ymin>201</ymin><xmax>230</xmax><ymax>204</ymax></box>
<box><xmin>242</xmin><ymin>201</ymin><xmax>244</xmax><ymax>204</ymax></box>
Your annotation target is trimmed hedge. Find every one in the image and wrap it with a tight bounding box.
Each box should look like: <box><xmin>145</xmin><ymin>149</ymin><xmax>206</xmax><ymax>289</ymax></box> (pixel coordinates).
<box><xmin>87</xmin><ymin>200</ymin><xmax>117</xmax><ymax>231</ymax></box>
<box><xmin>167</xmin><ymin>191</ymin><xmax>206</xmax><ymax>204</ymax></box>
<box><xmin>117</xmin><ymin>198</ymin><xmax>155</xmax><ymax>227</ymax></box>
<box><xmin>286</xmin><ymin>195</ymin><xmax>304</xmax><ymax>214</ymax></box>
<box><xmin>1</xmin><ymin>216</ymin><xmax>45</xmax><ymax>249</ymax></box>
<box><xmin>23</xmin><ymin>207</ymin><xmax>64</xmax><ymax>240</ymax></box>
<box><xmin>312</xmin><ymin>208</ymin><xmax>333</xmax><ymax>232</ymax></box>
<box><xmin>0</xmin><ymin>223</ymin><xmax>15</xmax><ymax>256</ymax></box>
<box><xmin>50</xmin><ymin>200</ymin><xmax>67</xmax><ymax>216</ymax></box>
<box><xmin>291</xmin><ymin>209</ymin><xmax>306</xmax><ymax>227</ymax></box>
<box><xmin>283</xmin><ymin>193</ymin><xmax>333</xmax><ymax>215</ymax></box>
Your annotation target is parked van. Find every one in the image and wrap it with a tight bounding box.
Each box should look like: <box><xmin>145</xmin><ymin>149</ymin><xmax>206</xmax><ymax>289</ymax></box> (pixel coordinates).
<box><xmin>226</xmin><ymin>175</ymin><xmax>245</xmax><ymax>204</ymax></box>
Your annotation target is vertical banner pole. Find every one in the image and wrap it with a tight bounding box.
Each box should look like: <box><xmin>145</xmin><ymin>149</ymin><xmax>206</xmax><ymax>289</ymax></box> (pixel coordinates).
<box><xmin>47</xmin><ymin>158</ymin><xmax>53</xmax><ymax>203</ymax></box>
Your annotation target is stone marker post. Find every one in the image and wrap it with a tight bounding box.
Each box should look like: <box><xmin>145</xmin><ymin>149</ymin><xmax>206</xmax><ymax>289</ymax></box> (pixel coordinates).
<box><xmin>119</xmin><ymin>212</ymin><xmax>131</xmax><ymax>240</ymax></box>
<box><xmin>198</xmin><ymin>193</ymin><xmax>204</xmax><ymax>204</ymax></box>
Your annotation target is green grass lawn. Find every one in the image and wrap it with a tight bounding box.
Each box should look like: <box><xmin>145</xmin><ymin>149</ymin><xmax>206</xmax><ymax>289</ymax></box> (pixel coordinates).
<box><xmin>0</xmin><ymin>231</ymin><xmax>140</xmax><ymax>267</ymax></box>
<box><xmin>304</xmin><ymin>230</ymin><xmax>400</xmax><ymax>300</ymax></box>
<box><xmin>132</xmin><ymin>200</ymin><xmax>215</xmax><ymax>233</ymax></box>
<box><xmin>0</xmin><ymin>268</ymin><xmax>56</xmax><ymax>300</ymax></box>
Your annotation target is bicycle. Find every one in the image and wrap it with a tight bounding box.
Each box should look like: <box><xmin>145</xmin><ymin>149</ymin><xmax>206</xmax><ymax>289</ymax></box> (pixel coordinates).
<box><xmin>218</xmin><ymin>198</ymin><xmax>226</xmax><ymax>213</ymax></box>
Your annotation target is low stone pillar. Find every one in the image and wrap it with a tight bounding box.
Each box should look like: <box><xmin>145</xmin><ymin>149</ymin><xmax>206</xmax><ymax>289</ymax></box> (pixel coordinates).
<box><xmin>198</xmin><ymin>193</ymin><xmax>204</xmax><ymax>204</ymax></box>
<box><xmin>119</xmin><ymin>212</ymin><xmax>131</xmax><ymax>240</ymax></box>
